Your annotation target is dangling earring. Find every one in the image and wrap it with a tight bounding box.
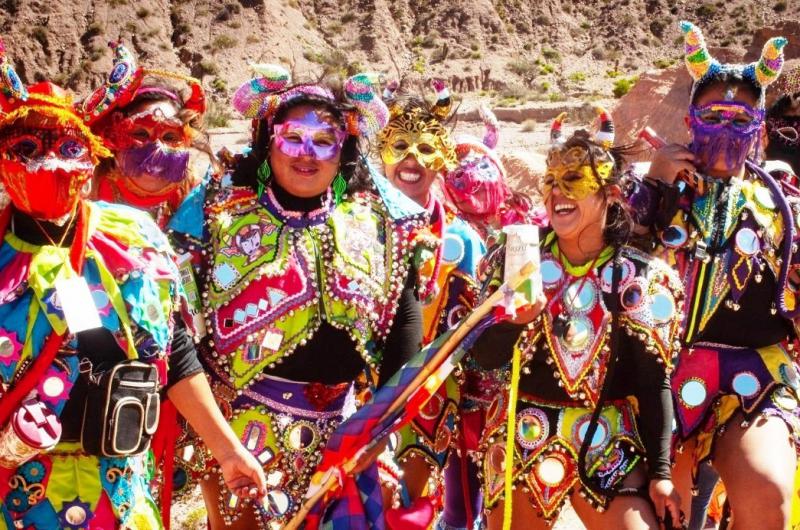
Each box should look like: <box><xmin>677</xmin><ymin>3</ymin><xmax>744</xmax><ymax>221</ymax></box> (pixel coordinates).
<box><xmin>256</xmin><ymin>160</ymin><xmax>271</xmax><ymax>198</ymax></box>
<box><xmin>332</xmin><ymin>172</ymin><xmax>346</xmax><ymax>205</ymax></box>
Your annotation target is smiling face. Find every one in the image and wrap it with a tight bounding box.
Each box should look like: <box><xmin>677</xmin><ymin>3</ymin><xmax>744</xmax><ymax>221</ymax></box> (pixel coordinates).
<box><xmin>544</xmin><ymin>179</ymin><xmax>607</xmax><ymax>243</ymax></box>
<box><xmin>384</xmin><ymin>154</ymin><xmax>440</xmax><ymax>206</ymax></box>
<box><xmin>542</xmin><ymin>141</ymin><xmax>611</xmax><ymax>244</ymax></box>
<box><xmin>269</xmin><ymin>104</ymin><xmax>345</xmax><ymax>198</ymax></box>
<box><xmin>380</xmin><ymin>104</ymin><xmax>457</xmax><ymax>206</ymax></box>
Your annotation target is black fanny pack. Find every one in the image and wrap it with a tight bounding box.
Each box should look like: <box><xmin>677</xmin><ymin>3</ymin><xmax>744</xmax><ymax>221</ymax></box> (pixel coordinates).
<box><xmin>79</xmin><ymin>359</ymin><xmax>161</xmax><ymax>457</ymax></box>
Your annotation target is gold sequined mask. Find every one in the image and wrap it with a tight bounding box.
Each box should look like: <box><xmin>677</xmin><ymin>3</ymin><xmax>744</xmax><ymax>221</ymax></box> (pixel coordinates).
<box><xmin>379</xmin><ymin>108</ymin><xmax>457</xmax><ymax>171</ymax></box>
<box><xmin>543</xmin><ymin>146</ymin><xmax>614</xmax><ymax>201</ymax></box>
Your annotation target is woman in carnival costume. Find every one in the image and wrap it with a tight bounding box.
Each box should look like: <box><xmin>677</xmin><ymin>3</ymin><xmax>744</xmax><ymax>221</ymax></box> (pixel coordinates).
<box><xmin>420</xmin><ymin>103</ymin><xmax>541</xmax><ymax>530</ymax></box>
<box><xmin>638</xmin><ymin>21</ymin><xmax>798</xmax><ymax>529</ymax></box>
<box><xmin>442</xmin><ymin>104</ymin><xmax>539</xmax><ymax>245</ymax></box>
<box><xmin>0</xmin><ymin>39</ymin><xmax>265</xmax><ymax>530</ymax></box>
<box><xmin>197</xmin><ymin>64</ymin><xmax>426</xmax><ymax>529</ymax></box>
<box><xmin>86</xmin><ymin>42</ymin><xmax>215</xmax><ymax>234</ymax></box>
<box><xmin>83</xmin><ymin>41</ymin><xmax>222</xmax><ymax>500</ymax></box>
<box><xmin>471</xmin><ymin>110</ymin><xmax>683</xmax><ymax>529</ymax></box>
<box><xmin>377</xmin><ymin>80</ymin><xmax>486</xmax><ymax>527</ymax></box>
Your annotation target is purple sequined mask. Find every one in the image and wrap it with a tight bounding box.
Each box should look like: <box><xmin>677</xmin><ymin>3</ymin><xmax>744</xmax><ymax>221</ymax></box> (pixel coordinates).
<box><xmin>688</xmin><ymin>101</ymin><xmax>764</xmax><ymax>172</ymax></box>
<box><xmin>117</xmin><ymin>142</ymin><xmax>191</xmax><ymax>183</ymax></box>
<box><xmin>272</xmin><ymin>111</ymin><xmax>346</xmax><ymax>161</ymax></box>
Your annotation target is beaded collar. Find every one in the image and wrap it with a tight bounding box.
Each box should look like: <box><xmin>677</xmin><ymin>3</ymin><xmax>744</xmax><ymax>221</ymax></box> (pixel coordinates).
<box><xmin>258</xmin><ymin>184</ymin><xmax>333</xmax><ymax>228</ymax></box>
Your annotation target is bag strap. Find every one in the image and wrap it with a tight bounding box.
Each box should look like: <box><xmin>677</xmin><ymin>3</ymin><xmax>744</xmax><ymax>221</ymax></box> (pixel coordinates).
<box><xmin>577</xmin><ymin>246</ymin><xmax>623</xmax><ymax>498</ymax></box>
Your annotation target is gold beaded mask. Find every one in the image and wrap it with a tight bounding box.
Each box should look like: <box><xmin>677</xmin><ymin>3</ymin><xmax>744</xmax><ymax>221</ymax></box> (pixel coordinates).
<box><xmin>543</xmin><ymin>146</ymin><xmax>614</xmax><ymax>201</ymax></box>
<box><xmin>379</xmin><ymin>108</ymin><xmax>457</xmax><ymax>171</ymax></box>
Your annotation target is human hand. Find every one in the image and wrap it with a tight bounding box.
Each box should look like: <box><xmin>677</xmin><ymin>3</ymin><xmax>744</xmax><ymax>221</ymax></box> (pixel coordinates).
<box><xmin>646</xmin><ymin>144</ymin><xmax>696</xmax><ymax>186</ymax></box>
<box><xmin>509</xmin><ymin>292</ymin><xmax>546</xmax><ymax>325</ymax></box>
<box><xmin>649</xmin><ymin>478</ymin><xmax>683</xmax><ymax>529</ymax></box>
<box><xmin>217</xmin><ymin>446</ymin><xmax>267</xmax><ymax>500</ymax></box>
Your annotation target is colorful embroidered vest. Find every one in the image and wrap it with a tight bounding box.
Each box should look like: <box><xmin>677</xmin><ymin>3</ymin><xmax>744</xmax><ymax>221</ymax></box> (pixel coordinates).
<box><xmin>654</xmin><ymin>173</ymin><xmax>796</xmax><ymax>342</ymax></box>
<box><xmin>0</xmin><ymin>202</ymin><xmax>188</xmax><ymax>418</ymax></box>
<box><xmin>416</xmin><ymin>202</ymin><xmax>485</xmax><ymax>344</ymax></box>
<box><xmin>203</xmin><ymin>185</ymin><xmax>424</xmax><ymax>390</ymax></box>
<box><xmin>518</xmin><ymin>244</ymin><xmax>683</xmax><ymax>405</ymax></box>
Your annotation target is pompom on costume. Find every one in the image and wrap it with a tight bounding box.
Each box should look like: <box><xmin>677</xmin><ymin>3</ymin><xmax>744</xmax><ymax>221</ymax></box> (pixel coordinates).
<box><xmin>0</xmin><ymin>38</ymin><xmax>190</xmax><ymax>530</ymax></box>
<box><xmin>195</xmin><ymin>65</ymin><xmax>428</xmax><ymax>528</ymax></box>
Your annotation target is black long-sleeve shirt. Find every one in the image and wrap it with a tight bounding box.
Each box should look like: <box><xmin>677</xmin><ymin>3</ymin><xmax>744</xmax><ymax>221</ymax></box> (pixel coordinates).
<box><xmin>471</xmin><ymin>319</ymin><xmax>673</xmax><ymax>480</ymax></box>
<box><xmin>258</xmin><ymin>182</ymin><xmax>423</xmax><ymax>387</ymax></box>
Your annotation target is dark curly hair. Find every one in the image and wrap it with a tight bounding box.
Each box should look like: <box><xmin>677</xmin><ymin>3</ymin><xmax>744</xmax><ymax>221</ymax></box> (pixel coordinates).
<box><xmin>230</xmin><ymin>83</ymin><xmax>371</xmax><ymax>193</ymax></box>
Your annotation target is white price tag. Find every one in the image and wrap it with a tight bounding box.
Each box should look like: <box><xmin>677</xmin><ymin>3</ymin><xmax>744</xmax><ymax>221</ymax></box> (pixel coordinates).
<box><xmin>54</xmin><ymin>276</ymin><xmax>102</xmax><ymax>333</ymax></box>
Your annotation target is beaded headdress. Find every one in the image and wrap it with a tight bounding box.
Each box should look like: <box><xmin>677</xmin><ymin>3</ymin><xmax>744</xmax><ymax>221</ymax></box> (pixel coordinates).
<box><xmin>81</xmin><ymin>41</ymin><xmax>206</xmax><ymax>127</ymax></box>
<box><xmin>231</xmin><ymin>64</ymin><xmax>388</xmax><ymax>138</ymax></box>
<box><xmin>0</xmin><ymin>38</ymin><xmax>109</xmax><ymax>162</ymax></box>
<box><xmin>681</xmin><ymin>21</ymin><xmax>787</xmax><ymax>107</ymax></box>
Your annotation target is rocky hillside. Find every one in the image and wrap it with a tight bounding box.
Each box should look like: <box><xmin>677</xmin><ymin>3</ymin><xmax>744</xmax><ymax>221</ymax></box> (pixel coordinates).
<box><xmin>1</xmin><ymin>0</ymin><xmax>798</xmax><ymax>117</ymax></box>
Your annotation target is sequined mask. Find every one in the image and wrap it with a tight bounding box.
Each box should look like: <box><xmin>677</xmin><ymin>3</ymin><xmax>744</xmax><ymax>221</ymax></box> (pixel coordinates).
<box><xmin>688</xmin><ymin>101</ymin><xmax>764</xmax><ymax>172</ymax></box>
<box><xmin>444</xmin><ymin>151</ymin><xmax>506</xmax><ymax>215</ymax></box>
<box><xmin>543</xmin><ymin>146</ymin><xmax>614</xmax><ymax>201</ymax></box>
<box><xmin>111</xmin><ymin>109</ymin><xmax>192</xmax><ymax>184</ymax></box>
<box><xmin>272</xmin><ymin>112</ymin><xmax>346</xmax><ymax>161</ymax></box>
<box><xmin>379</xmin><ymin>108</ymin><xmax>457</xmax><ymax>171</ymax></box>
<box><xmin>0</xmin><ymin>126</ymin><xmax>93</xmax><ymax>219</ymax></box>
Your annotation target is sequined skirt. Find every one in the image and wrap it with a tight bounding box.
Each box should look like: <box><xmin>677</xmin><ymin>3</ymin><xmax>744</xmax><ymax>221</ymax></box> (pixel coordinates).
<box><xmin>212</xmin><ymin>375</ymin><xmax>350</xmax><ymax>528</ymax></box>
<box><xmin>478</xmin><ymin>393</ymin><xmax>644</xmax><ymax>520</ymax></box>
<box><xmin>672</xmin><ymin>342</ymin><xmax>800</xmax><ymax>466</ymax></box>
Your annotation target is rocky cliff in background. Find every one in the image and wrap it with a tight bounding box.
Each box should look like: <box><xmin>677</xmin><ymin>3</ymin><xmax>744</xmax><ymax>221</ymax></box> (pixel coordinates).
<box><xmin>1</xmin><ymin>0</ymin><xmax>798</xmax><ymax>110</ymax></box>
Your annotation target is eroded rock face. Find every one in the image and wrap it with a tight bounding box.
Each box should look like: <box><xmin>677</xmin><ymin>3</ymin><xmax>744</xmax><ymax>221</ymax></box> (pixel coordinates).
<box><xmin>612</xmin><ymin>65</ymin><xmax>692</xmax><ymax>147</ymax></box>
<box><xmin>501</xmin><ymin>153</ymin><xmax>545</xmax><ymax>199</ymax></box>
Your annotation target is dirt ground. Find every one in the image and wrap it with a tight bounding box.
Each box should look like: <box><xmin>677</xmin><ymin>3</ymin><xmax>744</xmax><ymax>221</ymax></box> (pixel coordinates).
<box><xmin>169</xmin><ymin>485</ymin><xmax>587</xmax><ymax>529</ymax></box>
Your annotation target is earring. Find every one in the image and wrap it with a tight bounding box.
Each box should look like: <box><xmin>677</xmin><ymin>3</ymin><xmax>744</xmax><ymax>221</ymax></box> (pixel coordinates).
<box><xmin>332</xmin><ymin>172</ymin><xmax>346</xmax><ymax>205</ymax></box>
<box><xmin>256</xmin><ymin>160</ymin><xmax>271</xmax><ymax>198</ymax></box>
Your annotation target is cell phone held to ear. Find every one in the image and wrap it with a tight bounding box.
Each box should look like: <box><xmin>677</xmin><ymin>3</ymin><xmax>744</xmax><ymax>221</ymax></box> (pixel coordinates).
<box><xmin>638</xmin><ymin>127</ymin><xmax>706</xmax><ymax>196</ymax></box>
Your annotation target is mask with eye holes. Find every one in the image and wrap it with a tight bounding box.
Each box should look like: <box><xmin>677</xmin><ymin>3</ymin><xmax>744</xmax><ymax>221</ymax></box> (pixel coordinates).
<box><xmin>0</xmin><ymin>125</ymin><xmax>97</xmax><ymax>220</ymax></box>
<box><xmin>0</xmin><ymin>49</ymin><xmax>109</xmax><ymax>220</ymax></box>
<box><xmin>111</xmin><ymin>108</ymin><xmax>193</xmax><ymax>184</ymax></box>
